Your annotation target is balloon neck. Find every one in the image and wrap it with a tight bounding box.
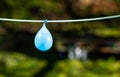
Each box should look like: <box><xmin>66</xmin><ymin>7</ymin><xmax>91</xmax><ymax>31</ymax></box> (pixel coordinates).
<box><xmin>43</xmin><ymin>19</ymin><xmax>48</xmax><ymax>27</ymax></box>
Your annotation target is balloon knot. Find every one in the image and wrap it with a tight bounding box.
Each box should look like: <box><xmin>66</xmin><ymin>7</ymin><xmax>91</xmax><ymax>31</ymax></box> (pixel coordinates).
<box><xmin>44</xmin><ymin>19</ymin><xmax>48</xmax><ymax>23</ymax></box>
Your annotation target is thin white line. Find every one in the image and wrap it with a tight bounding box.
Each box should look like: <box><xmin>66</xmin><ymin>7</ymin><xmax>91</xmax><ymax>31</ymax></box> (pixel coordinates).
<box><xmin>0</xmin><ymin>15</ymin><xmax>120</xmax><ymax>23</ymax></box>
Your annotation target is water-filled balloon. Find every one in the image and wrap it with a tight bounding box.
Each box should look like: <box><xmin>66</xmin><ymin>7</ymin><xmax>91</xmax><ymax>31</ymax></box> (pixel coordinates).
<box><xmin>34</xmin><ymin>20</ymin><xmax>53</xmax><ymax>51</ymax></box>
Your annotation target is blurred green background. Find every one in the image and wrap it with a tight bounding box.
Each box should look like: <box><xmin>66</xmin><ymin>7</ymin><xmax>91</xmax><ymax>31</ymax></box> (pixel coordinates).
<box><xmin>0</xmin><ymin>0</ymin><xmax>120</xmax><ymax>77</ymax></box>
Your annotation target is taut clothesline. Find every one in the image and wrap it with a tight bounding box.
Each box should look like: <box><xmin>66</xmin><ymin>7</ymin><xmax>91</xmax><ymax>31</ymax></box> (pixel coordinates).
<box><xmin>0</xmin><ymin>15</ymin><xmax>120</xmax><ymax>23</ymax></box>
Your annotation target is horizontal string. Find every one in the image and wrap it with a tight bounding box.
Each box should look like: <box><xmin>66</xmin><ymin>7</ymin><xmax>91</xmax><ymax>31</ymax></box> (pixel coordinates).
<box><xmin>0</xmin><ymin>15</ymin><xmax>120</xmax><ymax>23</ymax></box>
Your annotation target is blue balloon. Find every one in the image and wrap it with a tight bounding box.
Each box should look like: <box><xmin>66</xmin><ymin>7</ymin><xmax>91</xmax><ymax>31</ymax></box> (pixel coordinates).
<box><xmin>34</xmin><ymin>20</ymin><xmax>53</xmax><ymax>51</ymax></box>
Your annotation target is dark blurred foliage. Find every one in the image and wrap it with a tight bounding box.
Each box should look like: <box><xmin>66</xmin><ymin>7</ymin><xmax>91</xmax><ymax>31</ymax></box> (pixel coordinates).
<box><xmin>0</xmin><ymin>0</ymin><xmax>120</xmax><ymax>77</ymax></box>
